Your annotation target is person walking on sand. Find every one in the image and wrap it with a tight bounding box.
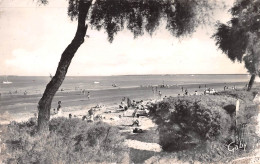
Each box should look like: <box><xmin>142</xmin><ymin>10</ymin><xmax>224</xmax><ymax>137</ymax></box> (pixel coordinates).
<box><xmin>87</xmin><ymin>92</ymin><xmax>90</xmax><ymax>100</ymax></box>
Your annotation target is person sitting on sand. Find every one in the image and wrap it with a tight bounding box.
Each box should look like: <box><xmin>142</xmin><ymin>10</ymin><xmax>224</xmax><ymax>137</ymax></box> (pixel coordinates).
<box><xmin>132</xmin><ymin>100</ymin><xmax>136</xmax><ymax>107</ymax></box>
<box><xmin>69</xmin><ymin>113</ymin><xmax>72</xmax><ymax>119</ymax></box>
<box><xmin>131</xmin><ymin>119</ymin><xmax>140</xmax><ymax>126</ymax></box>
<box><xmin>185</xmin><ymin>89</ymin><xmax>188</xmax><ymax>96</ymax></box>
<box><xmin>132</xmin><ymin>108</ymin><xmax>138</xmax><ymax>118</ymax></box>
<box><xmin>194</xmin><ymin>91</ymin><xmax>198</xmax><ymax>95</ymax></box>
<box><xmin>88</xmin><ymin>108</ymin><xmax>94</xmax><ymax>121</ymax></box>
<box><xmin>82</xmin><ymin>115</ymin><xmax>87</xmax><ymax>121</ymax></box>
<box><xmin>119</xmin><ymin>101</ymin><xmax>126</xmax><ymax>109</ymax></box>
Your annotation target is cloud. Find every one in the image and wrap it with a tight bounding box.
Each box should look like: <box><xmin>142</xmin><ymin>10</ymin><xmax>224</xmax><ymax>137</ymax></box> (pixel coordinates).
<box><xmin>5</xmin><ymin>48</ymin><xmax>60</xmax><ymax>75</ymax></box>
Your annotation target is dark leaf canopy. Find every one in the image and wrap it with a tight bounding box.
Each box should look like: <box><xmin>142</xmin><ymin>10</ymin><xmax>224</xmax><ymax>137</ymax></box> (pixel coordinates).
<box><xmin>212</xmin><ymin>22</ymin><xmax>248</xmax><ymax>62</ymax></box>
<box><xmin>212</xmin><ymin>0</ymin><xmax>260</xmax><ymax>74</ymax></box>
<box><xmin>68</xmin><ymin>0</ymin><xmax>217</xmax><ymax>42</ymax></box>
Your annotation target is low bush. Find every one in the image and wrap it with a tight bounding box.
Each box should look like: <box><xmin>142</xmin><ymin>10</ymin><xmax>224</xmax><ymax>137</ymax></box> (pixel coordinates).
<box><xmin>1</xmin><ymin>117</ymin><xmax>128</xmax><ymax>164</ymax></box>
<box><xmin>150</xmin><ymin>95</ymin><xmax>233</xmax><ymax>151</ymax></box>
<box><xmin>149</xmin><ymin>90</ymin><xmax>260</xmax><ymax>163</ymax></box>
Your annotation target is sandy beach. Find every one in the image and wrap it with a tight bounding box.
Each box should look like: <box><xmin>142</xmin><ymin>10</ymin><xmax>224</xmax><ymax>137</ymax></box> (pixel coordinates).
<box><xmin>0</xmin><ymin>81</ymin><xmax>249</xmax><ymax>124</ymax></box>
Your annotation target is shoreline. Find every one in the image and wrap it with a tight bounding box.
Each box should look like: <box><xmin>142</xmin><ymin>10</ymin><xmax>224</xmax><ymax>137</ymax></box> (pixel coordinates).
<box><xmin>0</xmin><ymin>81</ymin><xmax>252</xmax><ymax>124</ymax></box>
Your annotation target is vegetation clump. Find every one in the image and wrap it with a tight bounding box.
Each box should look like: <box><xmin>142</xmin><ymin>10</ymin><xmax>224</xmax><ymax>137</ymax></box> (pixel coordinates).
<box><xmin>0</xmin><ymin>118</ymin><xmax>128</xmax><ymax>164</ymax></box>
<box><xmin>150</xmin><ymin>95</ymin><xmax>234</xmax><ymax>151</ymax></box>
<box><xmin>149</xmin><ymin>91</ymin><xmax>260</xmax><ymax>163</ymax></box>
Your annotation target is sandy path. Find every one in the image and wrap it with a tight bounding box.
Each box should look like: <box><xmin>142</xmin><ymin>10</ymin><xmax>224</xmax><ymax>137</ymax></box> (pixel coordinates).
<box><xmin>125</xmin><ymin>139</ymin><xmax>161</xmax><ymax>152</ymax></box>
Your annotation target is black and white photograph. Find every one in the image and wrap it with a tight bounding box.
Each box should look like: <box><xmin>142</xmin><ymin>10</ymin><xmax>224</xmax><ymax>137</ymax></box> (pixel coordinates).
<box><xmin>0</xmin><ymin>0</ymin><xmax>260</xmax><ymax>163</ymax></box>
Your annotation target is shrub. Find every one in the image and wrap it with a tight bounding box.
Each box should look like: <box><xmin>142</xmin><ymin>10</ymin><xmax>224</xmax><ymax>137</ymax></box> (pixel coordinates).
<box><xmin>1</xmin><ymin>118</ymin><xmax>128</xmax><ymax>164</ymax></box>
<box><xmin>149</xmin><ymin>90</ymin><xmax>260</xmax><ymax>162</ymax></box>
<box><xmin>149</xmin><ymin>95</ymin><xmax>234</xmax><ymax>151</ymax></box>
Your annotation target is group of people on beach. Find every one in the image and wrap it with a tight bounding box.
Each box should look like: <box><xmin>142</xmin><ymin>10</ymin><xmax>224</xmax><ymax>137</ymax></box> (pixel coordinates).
<box><xmin>151</xmin><ymin>87</ymin><xmax>163</xmax><ymax>99</ymax></box>
<box><xmin>1</xmin><ymin>90</ymin><xmax>28</xmax><ymax>96</ymax></box>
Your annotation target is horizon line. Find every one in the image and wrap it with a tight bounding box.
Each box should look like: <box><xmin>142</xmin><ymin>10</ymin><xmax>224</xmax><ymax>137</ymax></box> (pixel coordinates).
<box><xmin>0</xmin><ymin>73</ymin><xmax>250</xmax><ymax>77</ymax></box>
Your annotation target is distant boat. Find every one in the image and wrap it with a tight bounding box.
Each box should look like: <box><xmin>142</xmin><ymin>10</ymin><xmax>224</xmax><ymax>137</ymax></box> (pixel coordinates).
<box><xmin>112</xmin><ymin>84</ymin><xmax>117</xmax><ymax>87</ymax></box>
<box><xmin>94</xmin><ymin>81</ymin><xmax>100</xmax><ymax>84</ymax></box>
<box><xmin>3</xmin><ymin>76</ymin><xmax>12</xmax><ymax>84</ymax></box>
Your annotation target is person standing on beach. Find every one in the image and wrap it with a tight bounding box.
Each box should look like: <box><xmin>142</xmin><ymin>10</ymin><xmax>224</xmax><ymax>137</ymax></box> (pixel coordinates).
<box><xmin>199</xmin><ymin>85</ymin><xmax>201</xmax><ymax>89</ymax></box>
<box><xmin>158</xmin><ymin>91</ymin><xmax>162</xmax><ymax>99</ymax></box>
<box><xmin>57</xmin><ymin>101</ymin><xmax>62</xmax><ymax>115</ymax></box>
<box><xmin>181</xmin><ymin>86</ymin><xmax>184</xmax><ymax>92</ymax></box>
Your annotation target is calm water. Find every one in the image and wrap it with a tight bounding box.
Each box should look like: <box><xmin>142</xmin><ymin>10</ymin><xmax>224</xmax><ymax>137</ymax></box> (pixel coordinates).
<box><xmin>0</xmin><ymin>74</ymin><xmax>250</xmax><ymax>95</ymax></box>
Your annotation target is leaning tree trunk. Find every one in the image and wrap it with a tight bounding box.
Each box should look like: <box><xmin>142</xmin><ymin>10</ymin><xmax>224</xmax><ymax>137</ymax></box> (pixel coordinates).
<box><xmin>247</xmin><ymin>74</ymin><xmax>256</xmax><ymax>91</ymax></box>
<box><xmin>37</xmin><ymin>0</ymin><xmax>92</xmax><ymax>133</ymax></box>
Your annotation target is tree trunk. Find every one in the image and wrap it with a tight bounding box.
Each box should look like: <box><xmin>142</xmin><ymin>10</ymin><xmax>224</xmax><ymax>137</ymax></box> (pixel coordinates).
<box><xmin>37</xmin><ymin>0</ymin><xmax>92</xmax><ymax>133</ymax></box>
<box><xmin>247</xmin><ymin>74</ymin><xmax>256</xmax><ymax>91</ymax></box>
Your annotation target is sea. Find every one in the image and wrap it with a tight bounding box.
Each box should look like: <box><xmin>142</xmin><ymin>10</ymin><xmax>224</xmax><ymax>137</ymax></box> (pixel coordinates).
<box><xmin>0</xmin><ymin>74</ymin><xmax>255</xmax><ymax>118</ymax></box>
<box><xmin>0</xmin><ymin>74</ymin><xmax>251</xmax><ymax>95</ymax></box>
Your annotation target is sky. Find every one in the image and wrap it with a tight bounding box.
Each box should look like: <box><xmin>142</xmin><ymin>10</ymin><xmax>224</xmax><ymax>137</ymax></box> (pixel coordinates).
<box><xmin>0</xmin><ymin>0</ymin><xmax>248</xmax><ymax>76</ymax></box>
